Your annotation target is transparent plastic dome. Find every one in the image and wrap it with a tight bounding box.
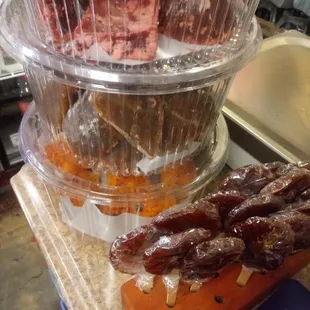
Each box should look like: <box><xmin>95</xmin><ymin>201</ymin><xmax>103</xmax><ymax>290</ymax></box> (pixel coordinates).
<box><xmin>0</xmin><ymin>0</ymin><xmax>261</xmax><ymax>93</ymax></box>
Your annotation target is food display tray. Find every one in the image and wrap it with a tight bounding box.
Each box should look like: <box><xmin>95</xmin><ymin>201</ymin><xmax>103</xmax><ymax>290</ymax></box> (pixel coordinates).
<box><xmin>122</xmin><ymin>251</ymin><xmax>310</xmax><ymax>310</ymax></box>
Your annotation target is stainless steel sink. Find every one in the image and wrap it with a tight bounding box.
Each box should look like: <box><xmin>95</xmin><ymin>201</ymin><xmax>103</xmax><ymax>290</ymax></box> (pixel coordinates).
<box><xmin>224</xmin><ymin>30</ymin><xmax>310</xmax><ymax>167</ymax></box>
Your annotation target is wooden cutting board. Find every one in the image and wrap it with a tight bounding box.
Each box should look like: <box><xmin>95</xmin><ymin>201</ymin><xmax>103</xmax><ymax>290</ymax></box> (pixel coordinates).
<box><xmin>121</xmin><ymin>248</ymin><xmax>310</xmax><ymax>310</ymax></box>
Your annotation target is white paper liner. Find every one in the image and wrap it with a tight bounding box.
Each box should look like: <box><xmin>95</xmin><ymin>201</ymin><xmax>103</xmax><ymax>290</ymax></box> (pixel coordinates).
<box><xmin>137</xmin><ymin>141</ymin><xmax>201</xmax><ymax>174</ymax></box>
<box><xmin>60</xmin><ymin>196</ymin><xmax>152</xmax><ymax>243</ymax></box>
<box><xmin>84</xmin><ymin>34</ymin><xmax>219</xmax><ymax>65</ymax></box>
<box><xmin>60</xmin><ymin>197</ymin><xmax>189</xmax><ymax>243</ymax></box>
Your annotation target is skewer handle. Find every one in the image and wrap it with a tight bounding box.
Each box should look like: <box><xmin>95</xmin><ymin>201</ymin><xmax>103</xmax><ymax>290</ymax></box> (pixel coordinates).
<box><xmin>135</xmin><ymin>273</ymin><xmax>154</xmax><ymax>293</ymax></box>
<box><xmin>166</xmin><ymin>287</ymin><xmax>178</xmax><ymax>307</ymax></box>
<box><xmin>163</xmin><ymin>269</ymin><xmax>180</xmax><ymax>307</ymax></box>
<box><xmin>190</xmin><ymin>282</ymin><xmax>202</xmax><ymax>292</ymax></box>
<box><xmin>142</xmin><ymin>283</ymin><xmax>153</xmax><ymax>294</ymax></box>
<box><xmin>237</xmin><ymin>266</ymin><xmax>253</xmax><ymax>286</ymax></box>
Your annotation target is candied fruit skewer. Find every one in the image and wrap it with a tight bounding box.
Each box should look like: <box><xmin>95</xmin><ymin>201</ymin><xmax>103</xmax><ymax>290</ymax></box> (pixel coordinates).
<box><xmin>230</xmin><ymin>217</ymin><xmax>294</xmax><ymax>286</ymax></box>
<box><xmin>283</xmin><ymin>200</ymin><xmax>310</xmax><ymax>216</ymax></box>
<box><xmin>277</xmin><ymin>160</ymin><xmax>310</xmax><ymax>176</ymax></box>
<box><xmin>143</xmin><ymin>228</ymin><xmax>212</xmax><ymax>275</ymax></box>
<box><xmin>224</xmin><ymin>193</ymin><xmax>284</xmax><ymax>230</ymax></box>
<box><xmin>110</xmin><ymin>197</ymin><xmax>220</xmax><ymax>276</ymax></box>
<box><xmin>260</xmin><ymin>168</ymin><xmax>310</xmax><ymax>202</ymax></box>
<box><xmin>108</xmin><ymin>161</ymin><xmax>310</xmax><ymax>296</ymax></box>
<box><xmin>151</xmin><ymin>198</ymin><xmax>221</xmax><ymax>235</ymax></box>
<box><xmin>181</xmin><ymin>237</ymin><xmax>245</xmax><ymax>291</ymax></box>
<box><xmin>109</xmin><ymin>225</ymin><xmax>171</xmax><ymax>275</ymax></box>
<box><xmin>217</xmin><ymin>162</ymin><xmax>285</xmax><ymax>195</ymax></box>
<box><xmin>211</xmin><ymin>162</ymin><xmax>310</xmax><ymax>222</ymax></box>
<box><xmin>109</xmin><ymin>162</ymin><xmax>292</xmax><ymax>270</ymax></box>
<box><xmin>204</xmin><ymin>190</ymin><xmax>246</xmax><ymax>223</ymax></box>
<box><xmin>270</xmin><ymin>209</ymin><xmax>310</xmax><ymax>252</ymax></box>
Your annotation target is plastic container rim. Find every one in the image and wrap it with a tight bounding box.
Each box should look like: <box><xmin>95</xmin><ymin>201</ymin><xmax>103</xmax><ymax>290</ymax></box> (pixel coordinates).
<box><xmin>0</xmin><ymin>0</ymin><xmax>261</xmax><ymax>93</ymax></box>
<box><xmin>20</xmin><ymin>102</ymin><xmax>229</xmax><ymax>203</ymax></box>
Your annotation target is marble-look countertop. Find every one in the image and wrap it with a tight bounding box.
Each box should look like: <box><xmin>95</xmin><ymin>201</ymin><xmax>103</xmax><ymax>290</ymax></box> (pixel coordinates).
<box><xmin>0</xmin><ymin>190</ymin><xmax>59</xmax><ymax>310</ymax></box>
<box><xmin>10</xmin><ymin>164</ymin><xmax>310</xmax><ymax>310</ymax></box>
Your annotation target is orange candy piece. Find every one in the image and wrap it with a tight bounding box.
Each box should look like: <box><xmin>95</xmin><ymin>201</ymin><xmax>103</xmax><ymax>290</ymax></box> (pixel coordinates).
<box><xmin>45</xmin><ymin>139</ymin><xmax>197</xmax><ymax>216</ymax></box>
<box><xmin>161</xmin><ymin>159</ymin><xmax>197</xmax><ymax>188</ymax></box>
<box><xmin>139</xmin><ymin>196</ymin><xmax>177</xmax><ymax>217</ymax></box>
<box><xmin>45</xmin><ymin>139</ymin><xmax>100</xmax><ymax>183</ymax></box>
<box><xmin>97</xmin><ymin>204</ymin><xmax>136</xmax><ymax>216</ymax></box>
<box><xmin>45</xmin><ymin>139</ymin><xmax>100</xmax><ymax>207</ymax></box>
<box><xmin>69</xmin><ymin>197</ymin><xmax>85</xmax><ymax>207</ymax></box>
<box><xmin>97</xmin><ymin>195</ymin><xmax>176</xmax><ymax>218</ymax></box>
<box><xmin>45</xmin><ymin>139</ymin><xmax>80</xmax><ymax>171</ymax></box>
<box><xmin>107</xmin><ymin>174</ymin><xmax>149</xmax><ymax>192</ymax></box>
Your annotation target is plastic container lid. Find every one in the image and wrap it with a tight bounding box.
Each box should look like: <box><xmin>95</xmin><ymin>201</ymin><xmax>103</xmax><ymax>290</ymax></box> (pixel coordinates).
<box><xmin>19</xmin><ymin>101</ymin><xmax>229</xmax><ymax>204</ymax></box>
<box><xmin>0</xmin><ymin>0</ymin><xmax>262</xmax><ymax>93</ymax></box>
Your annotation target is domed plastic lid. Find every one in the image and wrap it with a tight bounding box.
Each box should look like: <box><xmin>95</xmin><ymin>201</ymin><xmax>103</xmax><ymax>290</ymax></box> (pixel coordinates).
<box><xmin>20</xmin><ymin>102</ymin><xmax>229</xmax><ymax>203</ymax></box>
<box><xmin>0</xmin><ymin>0</ymin><xmax>261</xmax><ymax>94</ymax></box>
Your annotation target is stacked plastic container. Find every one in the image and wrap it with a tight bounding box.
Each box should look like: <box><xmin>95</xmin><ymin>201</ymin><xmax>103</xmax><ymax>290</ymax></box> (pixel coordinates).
<box><xmin>0</xmin><ymin>0</ymin><xmax>261</xmax><ymax>243</ymax></box>
<box><xmin>2</xmin><ymin>0</ymin><xmax>262</xmax><ymax>308</ymax></box>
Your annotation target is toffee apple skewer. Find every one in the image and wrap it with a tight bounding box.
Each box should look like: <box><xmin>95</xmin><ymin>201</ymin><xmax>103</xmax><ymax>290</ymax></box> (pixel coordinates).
<box><xmin>181</xmin><ymin>237</ymin><xmax>245</xmax><ymax>292</ymax></box>
<box><xmin>230</xmin><ymin>217</ymin><xmax>294</xmax><ymax>286</ymax></box>
<box><xmin>219</xmin><ymin>163</ymin><xmax>310</xmax><ymax>286</ymax></box>
<box><xmin>109</xmin><ymin>225</ymin><xmax>172</xmax><ymax>293</ymax></box>
<box><xmin>143</xmin><ymin>228</ymin><xmax>213</xmax><ymax>303</ymax></box>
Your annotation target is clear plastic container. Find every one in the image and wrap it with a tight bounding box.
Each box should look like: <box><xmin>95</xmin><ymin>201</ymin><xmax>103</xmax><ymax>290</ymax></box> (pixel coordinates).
<box><xmin>25</xmin><ymin>65</ymin><xmax>232</xmax><ymax>177</ymax></box>
<box><xmin>0</xmin><ymin>0</ymin><xmax>261</xmax><ymax>180</ymax></box>
<box><xmin>0</xmin><ymin>2</ymin><xmax>261</xmax><ymax>185</ymax></box>
<box><xmin>0</xmin><ymin>0</ymin><xmax>259</xmax><ymax>68</ymax></box>
<box><xmin>9</xmin><ymin>18</ymin><xmax>259</xmax><ymax>178</ymax></box>
<box><xmin>19</xmin><ymin>102</ymin><xmax>229</xmax><ymax>242</ymax></box>
<box><xmin>0</xmin><ymin>0</ymin><xmax>261</xmax><ymax>182</ymax></box>
<box><xmin>0</xmin><ymin>0</ymin><xmax>261</xmax><ymax>93</ymax></box>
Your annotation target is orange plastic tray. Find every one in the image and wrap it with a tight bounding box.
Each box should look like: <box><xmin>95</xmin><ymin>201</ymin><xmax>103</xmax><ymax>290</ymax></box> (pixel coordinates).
<box><xmin>121</xmin><ymin>248</ymin><xmax>310</xmax><ymax>310</ymax></box>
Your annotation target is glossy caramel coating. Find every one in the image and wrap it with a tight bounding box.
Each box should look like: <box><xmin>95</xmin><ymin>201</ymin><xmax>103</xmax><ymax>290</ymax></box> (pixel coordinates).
<box><xmin>230</xmin><ymin>217</ymin><xmax>294</xmax><ymax>272</ymax></box>
<box><xmin>143</xmin><ymin>228</ymin><xmax>212</xmax><ymax>275</ymax></box>
<box><xmin>152</xmin><ymin>199</ymin><xmax>221</xmax><ymax>234</ymax></box>
<box><xmin>225</xmin><ymin>193</ymin><xmax>284</xmax><ymax>229</ymax></box>
<box><xmin>181</xmin><ymin>237</ymin><xmax>245</xmax><ymax>281</ymax></box>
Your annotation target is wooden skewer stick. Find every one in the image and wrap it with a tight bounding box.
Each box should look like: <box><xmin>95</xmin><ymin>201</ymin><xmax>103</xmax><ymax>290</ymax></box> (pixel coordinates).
<box><xmin>141</xmin><ymin>281</ymin><xmax>154</xmax><ymax>294</ymax></box>
<box><xmin>164</xmin><ymin>269</ymin><xmax>180</xmax><ymax>307</ymax></box>
<box><xmin>166</xmin><ymin>286</ymin><xmax>178</xmax><ymax>307</ymax></box>
<box><xmin>135</xmin><ymin>273</ymin><xmax>154</xmax><ymax>294</ymax></box>
<box><xmin>190</xmin><ymin>282</ymin><xmax>202</xmax><ymax>292</ymax></box>
<box><xmin>236</xmin><ymin>266</ymin><xmax>253</xmax><ymax>286</ymax></box>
